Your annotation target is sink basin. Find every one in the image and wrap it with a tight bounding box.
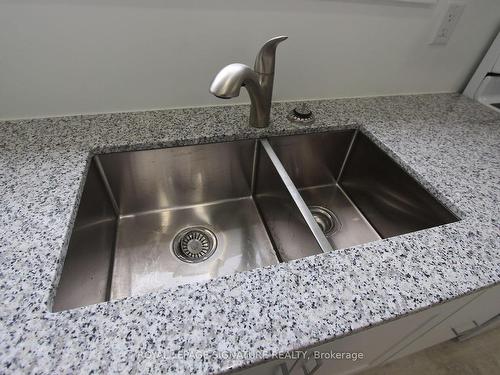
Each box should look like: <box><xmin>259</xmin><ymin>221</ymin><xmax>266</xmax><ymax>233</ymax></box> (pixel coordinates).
<box><xmin>53</xmin><ymin>130</ymin><xmax>458</xmax><ymax>311</ymax></box>
<box><xmin>268</xmin><ymin>130</ymin><xmax>458</xmax><ymax>250</ymax></box>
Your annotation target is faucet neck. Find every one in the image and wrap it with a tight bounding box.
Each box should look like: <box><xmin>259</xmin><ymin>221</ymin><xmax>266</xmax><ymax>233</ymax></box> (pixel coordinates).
<box><xmin>242</xmin><ymin>74</ymin><xmax>269</xmax><ymax>128</ymax></box>
<box><xmin>249</xmin><ymin>36</ymin><xmax>287</xmax><ymax>127</ymax></box>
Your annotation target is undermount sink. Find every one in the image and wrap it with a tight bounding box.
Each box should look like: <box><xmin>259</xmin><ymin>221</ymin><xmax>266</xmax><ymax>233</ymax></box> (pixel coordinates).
<box><xmin>268</xmin><ymin>130</ymin><xmax>459</xmax><ymax>250</ymax></box>
<box><xmin>53</xmin><ymin>129</ymin><xmax>458</xmax><ymax>311</ymax></box>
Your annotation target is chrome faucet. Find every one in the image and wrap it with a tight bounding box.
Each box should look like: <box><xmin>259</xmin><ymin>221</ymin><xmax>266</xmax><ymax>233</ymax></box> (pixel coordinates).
<box><xmin>209</xmin><ymin>36</ymin><xmax>288</xmax><ymax>128</ymax></box>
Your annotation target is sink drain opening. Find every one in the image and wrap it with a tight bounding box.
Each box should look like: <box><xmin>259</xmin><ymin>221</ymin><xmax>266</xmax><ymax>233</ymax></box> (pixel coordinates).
<box><xmin>308</xmin><ymin>206</ymin><xmax>340</xmax><ymax>235</ymax></box>
<box><xmin>172</xmin><ymin>227</ymin><xmax>218</xmax><ymax>263</ymax></box>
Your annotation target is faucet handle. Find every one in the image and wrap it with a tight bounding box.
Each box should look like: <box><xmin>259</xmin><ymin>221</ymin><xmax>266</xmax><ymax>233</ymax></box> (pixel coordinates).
<box><xmin>254</xmin><ymin>36</ymin><xmax>288</xmax><ymax>74</ymax></box>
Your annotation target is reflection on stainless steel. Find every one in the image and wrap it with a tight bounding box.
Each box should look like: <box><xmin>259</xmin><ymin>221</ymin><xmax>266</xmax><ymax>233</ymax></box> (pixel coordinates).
<box><xmin>209</xmin><ymin>36</ymin><xmax>287</xmax><ymax>128</ymax></box>
<box><xmin>54</xmin><ymin>130</ymin><xmax>459</xmax><ymax>311</ymax></box>
<box><xmin>52</xmin><ymin>162</ymin><xmax>116</xmax><ymax>312</ymax></box>
<box><xmin>110</xmin><ymin>197</ymin><xmax>277</xmax><ymax>300</ymax></box>
<box><xmin>255</xmin><ymin>140</ymin><xmax>327</xmax><ymax>262</ymax></box>
<box><xmin>98</xmin><ymin>140</ymin><xmax>255</xmax><ymax>215</ymax></box>
<box><xmin>340</xmin><ymin>132</ymin><xmax>458</xmax><ymax>238</ymax></box>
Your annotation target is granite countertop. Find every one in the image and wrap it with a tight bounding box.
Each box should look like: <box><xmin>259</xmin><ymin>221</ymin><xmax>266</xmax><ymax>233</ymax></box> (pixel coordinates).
<box><xmin>0</xmin><ymin>93</ymin><xmax>499</xmax><ymax>374</ymax></box>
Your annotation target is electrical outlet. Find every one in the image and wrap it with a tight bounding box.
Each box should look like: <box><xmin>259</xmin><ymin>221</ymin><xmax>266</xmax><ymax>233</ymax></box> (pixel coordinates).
<box><xmin>430</xmin><ymin>1</ymin><xmax>466</xmax><ymax>45</ymax></box>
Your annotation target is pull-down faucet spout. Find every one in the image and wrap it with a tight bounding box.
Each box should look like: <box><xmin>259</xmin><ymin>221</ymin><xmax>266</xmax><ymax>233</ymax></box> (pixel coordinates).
<box><xmin>209</xmin><ymin>36</ymin><xmax>288</xmax><ymax>128</ymax></box>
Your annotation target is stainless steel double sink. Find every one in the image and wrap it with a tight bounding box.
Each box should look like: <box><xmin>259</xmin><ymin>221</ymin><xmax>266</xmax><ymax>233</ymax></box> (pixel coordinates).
<box><xmin>53</xmin><ymin>129</ymin><xmax>458</xmax><ymax>311</ymax></box>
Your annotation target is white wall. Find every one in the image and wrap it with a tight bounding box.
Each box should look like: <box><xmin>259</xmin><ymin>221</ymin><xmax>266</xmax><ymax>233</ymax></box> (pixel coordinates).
<box><xmin>0</xmin><ymin>0</ymin><xmax>499</xmax><ymax>120</ymax></box>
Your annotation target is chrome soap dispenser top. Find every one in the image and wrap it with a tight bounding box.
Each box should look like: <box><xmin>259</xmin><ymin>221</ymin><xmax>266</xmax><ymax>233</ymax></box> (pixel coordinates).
<box><xmin>209</xmin><ymin>36</ymin><xmax>288</xmax><ymax>128</ymax></box>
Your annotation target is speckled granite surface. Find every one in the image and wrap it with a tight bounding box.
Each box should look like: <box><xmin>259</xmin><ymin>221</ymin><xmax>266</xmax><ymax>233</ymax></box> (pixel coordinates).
<box><xmin>0</xmin><ymin>93</ymin><xmax>499</xmax><ymax>374</ymax></box>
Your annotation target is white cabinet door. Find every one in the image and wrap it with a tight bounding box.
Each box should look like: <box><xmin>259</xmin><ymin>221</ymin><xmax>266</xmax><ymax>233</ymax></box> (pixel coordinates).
<box><xmin>235</xmin><ymin>286</ymin><xmax>494</xmax><ymax>375</ymax></box>
<box><xmin>448</xmin><ymin>284</ymin><xmax>500</xmax><ymax>332</ymax></box>
<box><xmin>232</xmin><ymin>357</ymin><xmax>297</xmax><ymax>375</ymax></box>
<box><xmin>383</xmin><ymin>284</ymin><xmax>500</xmax><ymax>363</ymax></box>
<box><xmin>305</xmin><ymin>291</ymin><xmax>480</xmax><ymax>375</ymax></box>
<box><xmin>371</xmin><ymin>291</ymin><xmax>479</xmax><ymax>366</ymax></box>
<box><xmin>303</xmin><ymin>308</ymin><xmax>443</xmax><ymax>375</ymax></box>
<box><xmin>234</xmin><ymin>307</ymin><xmax>442</xmax><ymax>375</ymax></box>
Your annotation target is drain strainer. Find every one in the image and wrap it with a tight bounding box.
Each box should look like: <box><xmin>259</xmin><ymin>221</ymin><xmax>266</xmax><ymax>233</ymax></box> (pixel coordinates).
<box><xmin>309</xmin><ymin>206</ymin><xmax>340</xmax><ymax>235</ymax></box>
<box><xmin>172</xmin><ymin>227</ymin><xmax>217</xmax><ymax>263</ymax></box>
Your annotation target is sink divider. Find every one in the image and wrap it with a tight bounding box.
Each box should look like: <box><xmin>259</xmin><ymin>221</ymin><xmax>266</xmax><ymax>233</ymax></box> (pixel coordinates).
<box><xmin>259</xmin><ymin>139</ymin><xmax>333</xmax><ymax>254</ymax></box>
